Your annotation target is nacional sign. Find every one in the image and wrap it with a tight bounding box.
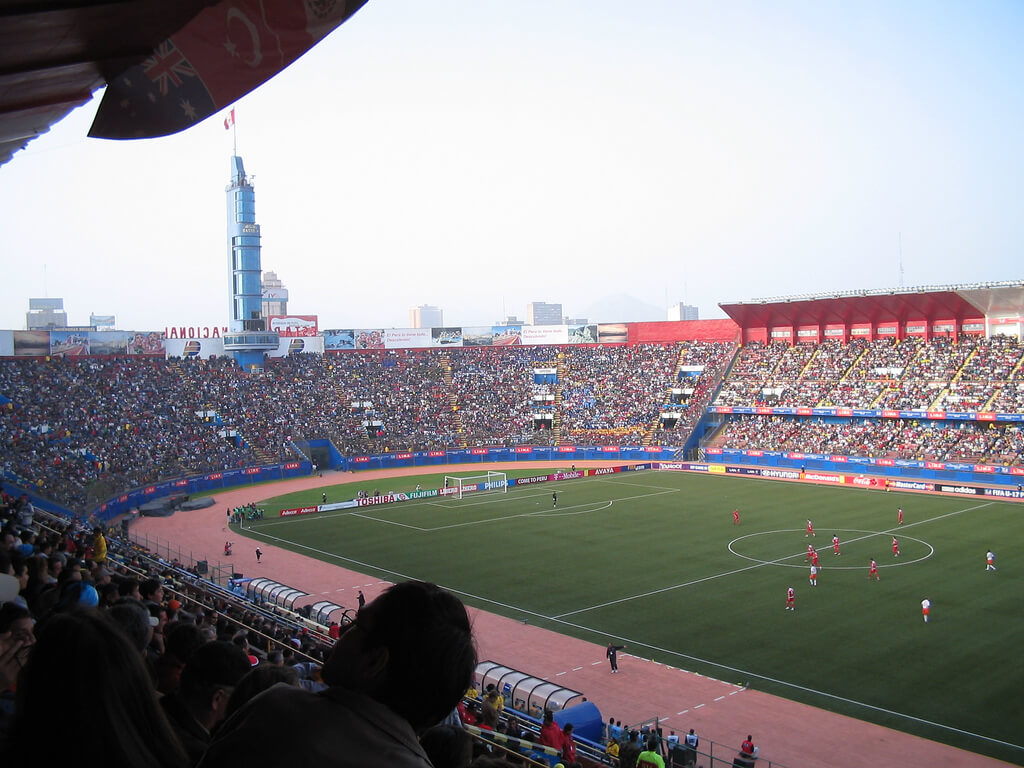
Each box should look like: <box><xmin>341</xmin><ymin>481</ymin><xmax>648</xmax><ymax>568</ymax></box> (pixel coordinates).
<box><xmin>165</xmin><ymin>326</ymin><xmax>229</xmax><ymax>339</ymax></box>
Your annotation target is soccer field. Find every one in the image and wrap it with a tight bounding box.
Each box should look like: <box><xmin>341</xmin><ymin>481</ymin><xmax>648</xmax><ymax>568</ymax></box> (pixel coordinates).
<box><xmin>239</xmin><ymin>468</ymin><xmax>1023</xmax><ymax>764</ymax></box>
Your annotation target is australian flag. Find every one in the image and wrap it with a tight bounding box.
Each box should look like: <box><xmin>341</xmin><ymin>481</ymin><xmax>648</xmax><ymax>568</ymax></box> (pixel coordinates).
<box><xmin>90</xmin><ymin>0</ymin><xmax>369</xmax><ymax>139</ymax></box>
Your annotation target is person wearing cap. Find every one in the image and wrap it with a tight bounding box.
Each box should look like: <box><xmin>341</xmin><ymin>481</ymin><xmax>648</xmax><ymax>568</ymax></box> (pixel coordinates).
<box><xmin>160</xmin><ymin>640</ymin><xmax>252</xmax><ymax>765</ymax></box>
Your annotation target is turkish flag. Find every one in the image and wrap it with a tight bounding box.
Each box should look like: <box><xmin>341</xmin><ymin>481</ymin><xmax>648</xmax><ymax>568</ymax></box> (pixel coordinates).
<box><xmin>90</xmin><ymin>0</ymin><xmax>369</xmax><ymax>139</ymax></box>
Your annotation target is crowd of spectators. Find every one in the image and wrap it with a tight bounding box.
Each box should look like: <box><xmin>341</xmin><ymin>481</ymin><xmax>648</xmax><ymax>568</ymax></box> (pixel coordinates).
<box><xmin>713</xmin><ymin>336</ymin><xmax>1024</xmax><ymax>413</ymax></box>
<box><xmin>5</xmin><ymin>335</ymin><xmax>1024</xmax><ymax>515</ymax></box>
<box><xmin>712</xmin><ymin>414</ymin><xmax>1020</xmax><ymax>465</ymax></box>
<box><xmin>0</xmin><ymin>494</ymin><xmax>565</xmax><ymax>768</ymax></box>
<box><xmin>559</xmin><ymin>343</ymin><xmax>682</xmax><ymax>443</ymax></box>
<box><xmin>448</xmin><ymin>347</ymin><xmax>556</xmax><ymax>447</ymax></box>
<box><xmin>651</xmin><ymin>341</ymin><xmax>735</xmax><ymax>447</ymax></box>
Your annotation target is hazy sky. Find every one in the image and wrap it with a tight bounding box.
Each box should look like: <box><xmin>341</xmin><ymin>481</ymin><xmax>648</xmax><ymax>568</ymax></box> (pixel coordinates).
<box><xmin>2</xmin><ymin>1</ymin><xmax>1022</xmax><ymax>332</ymax></box>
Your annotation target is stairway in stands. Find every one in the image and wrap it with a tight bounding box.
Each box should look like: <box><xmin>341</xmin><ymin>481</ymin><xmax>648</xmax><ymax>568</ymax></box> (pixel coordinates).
<box><xmin>552</xmin><ymin>354</ymin><xmax>565</xmax><ymax>445</ymax></box>
<box><xmin>439</xmin><ymin>352</ymin><xmax>467</xmax><ymax>448</ymax></box>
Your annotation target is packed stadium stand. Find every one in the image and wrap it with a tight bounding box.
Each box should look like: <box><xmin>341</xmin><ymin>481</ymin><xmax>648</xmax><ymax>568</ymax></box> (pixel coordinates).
<box><xmin>4</xmin><ymin>325</ymin><xmax>1024</xmax><ymax>515</ymax></box>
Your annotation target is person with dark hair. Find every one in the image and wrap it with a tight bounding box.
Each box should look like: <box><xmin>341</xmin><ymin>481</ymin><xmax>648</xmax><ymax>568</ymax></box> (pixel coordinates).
<box><xmin>140</xmin><ymin>577</ymin><xmax>165</xmax><ymax>606</ymax></box>
<box><xmin>637</xmin><ymin>736</ymin><xmax>665</xmax><ymax>768</ymax></box>
<box><xmin>619</xmin><ymin>730</ymin><xmax>643</xmax><ymax>768</ymax></box>
<box><xmin>224</xmin><ymin>662</ymin><xmax>299</xmax><ymax>720</ymax></box>
<box><xmin>539</xmin><ymin>709</ymin><xmax>561</xmax><ymax>750</ymax></box>
<box><xmin>419</xmin><ymin>723</ymin><xmax>473</xmax><ymax>768</ymax></box>
<box><xmin>606</xmin><ymin>642</ymin><xmax>626</xmax><ymax>673</ymax></box>
<box><xmin>0</xmin><ymin>602</ymin><xmax>34</xmax><ymax>715</ymax></box>
<box><xmin>199</xmin><ymin>580</ymin><xmax>476</xmax><ymax>768</ymax></box>
<box><xmin>160</xmin><ymin>640</ymin><xmax>252</xmax><ymax>765</ymax></box>
<box><xmin>118</xmin><ymin>576</ymin><xmax>142</xmax><ymax>601</ymax></box>
<box><xmin>156</xmin><ymin>622</ymin><xmax>208</xmax><ymax>695</ymax></box>
<box><xmin>4</xmin><ymin>609</ymin><xmax>189</xmax><ymax>768</ymax></box>
<box><xmin>561</xmin><ymin>722</ymin><xmax>579</xmax><ymax>767</ymax></box>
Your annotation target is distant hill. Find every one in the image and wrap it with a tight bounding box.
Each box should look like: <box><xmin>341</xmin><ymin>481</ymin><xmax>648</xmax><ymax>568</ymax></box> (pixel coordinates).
<box><xmin>580</xmin><ymin>293</ymin><xmax>665</xmax><ymax>324</ymax></box>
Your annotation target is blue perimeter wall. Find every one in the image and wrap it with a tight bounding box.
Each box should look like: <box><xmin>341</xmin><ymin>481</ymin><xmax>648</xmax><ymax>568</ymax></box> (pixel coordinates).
<box><xmin>8</xmin><ymin>441</ymin><xmax>1023</xmax><ymax>524</ymax></box>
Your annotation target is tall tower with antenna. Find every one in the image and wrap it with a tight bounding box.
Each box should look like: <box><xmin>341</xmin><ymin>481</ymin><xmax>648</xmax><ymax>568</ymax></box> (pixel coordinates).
<box><xmin>222</xmin><ymin>154</ymin><xmax>277</xmax><ymax>370</ymax></box>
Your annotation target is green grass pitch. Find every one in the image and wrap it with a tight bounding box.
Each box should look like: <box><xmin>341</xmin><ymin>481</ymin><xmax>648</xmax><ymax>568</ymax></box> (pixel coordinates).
<box><xmin>235</xmin><ymin>468</ymin><xmax>1023</xmax><ymax>764</ymax></box>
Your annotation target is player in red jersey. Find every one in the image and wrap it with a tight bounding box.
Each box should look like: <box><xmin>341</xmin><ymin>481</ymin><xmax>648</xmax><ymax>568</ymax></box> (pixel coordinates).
<box><xmin>869</xmin><ymin>558</ymin><xmax>880</xmax><ymax>580</ymax></box>
<box><xmin>892</xmin><ymin>537</ymin><xmax>900</xmax><ymax>557</ymax></box>
<box><xmin>832</xmin><ymin>534</ymin><xmax>841</xmax><ymax>555</ymax></box>
<box><xmin>897</xmin><ymin>507</ymin><xmax>903</xmax><ymax>525</ymax></box>
<box><xmin>805</xmin><ymin>544</ymin><xmax>816</xmax><ymax>562</ymax></box>
<box><xmin>806</xmin><ymin>519</ymin><xmax>815</xmax><ymax>537</ymax></box>
<box><xmin>733</xmin><ymin>509</ymin><xmax>740</xmax><ymax>525</ymax></box>
<box><xmin>786</xmin><ymin>586</ymin><xmax>795</xmax><ymax>610</ymax></box>
<box><xmin>811</xmin><ymin>550</ymin><xmax>820</xmax><ymax>568</ymax></box>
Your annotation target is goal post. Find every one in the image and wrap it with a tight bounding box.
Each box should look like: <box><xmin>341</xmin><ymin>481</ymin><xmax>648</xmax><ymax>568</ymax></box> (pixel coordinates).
<box><xmin>443</xmin><ymin>471</ymin><xmax>508</xmax><ymax>499</ymax></box>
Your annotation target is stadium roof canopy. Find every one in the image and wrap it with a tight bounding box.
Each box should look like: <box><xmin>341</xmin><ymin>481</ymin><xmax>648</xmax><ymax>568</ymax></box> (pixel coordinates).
<box><xmin>0</xmin><ymin>0</ymin><xmax>215</xmax><ymax>168</ymax></box>
<box><xmin>0</xmin><ymin>0</ymin><xmax>368</xmax><ymax>167</ymax></box>
<box><xmin>719</xmin><ymin>281</ymin><xmax>1024</xmax><ymax>328</ymax></box>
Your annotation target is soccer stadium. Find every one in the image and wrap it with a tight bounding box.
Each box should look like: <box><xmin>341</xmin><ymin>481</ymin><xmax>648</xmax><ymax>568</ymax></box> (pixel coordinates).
<box><xmin>3</xmin><ymin>279</ymin><xmax>1024</xmax><ymax>767</ymax></box>
<box><xmin>3</xmin><ymin>4</ymin><xmax>1023</xmax><ymax>768</ymax></box>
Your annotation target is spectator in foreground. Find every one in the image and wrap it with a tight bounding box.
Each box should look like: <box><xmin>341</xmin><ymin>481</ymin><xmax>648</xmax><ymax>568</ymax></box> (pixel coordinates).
<box><xmin>198</xmin><ymin>581</ymin><xmax>476</xmax><ymax>768</ymax></box>
<box><xmin>4</xmin><ymin>609</ymin><xmax>189</xmax><ymax>768</ymax></box>
<box><xmin>160</xmin><ymin>640</ymin><xmax>252</xmax><ymax>765</ymax></box>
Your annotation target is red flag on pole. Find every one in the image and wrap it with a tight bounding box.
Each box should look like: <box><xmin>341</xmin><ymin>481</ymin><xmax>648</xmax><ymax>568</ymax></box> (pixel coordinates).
<box><xmin>224</xmin><ymin>108</ymin><xmax>235</xmax><ymax>130</ymax></box>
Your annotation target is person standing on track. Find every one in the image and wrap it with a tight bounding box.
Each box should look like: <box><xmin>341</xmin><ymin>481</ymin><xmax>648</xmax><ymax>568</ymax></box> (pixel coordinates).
<box><xmin>255</xmin><ymin>547</ymin><xmax>262</xmax><ymax>563</ymax></box>
<box><xmin>606</xmin><ymin>642</ymin><xmax>626</xmax><ymax>673</ymax></box>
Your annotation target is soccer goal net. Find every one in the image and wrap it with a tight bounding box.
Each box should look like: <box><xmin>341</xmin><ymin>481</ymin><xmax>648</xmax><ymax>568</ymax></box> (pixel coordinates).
<box><xmin>443</xmin><ymin>471</ymin><xmax>508</xmax><ymax>499</ymax></box>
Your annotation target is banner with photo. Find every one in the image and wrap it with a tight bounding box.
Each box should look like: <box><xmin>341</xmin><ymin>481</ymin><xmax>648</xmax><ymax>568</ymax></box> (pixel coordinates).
<box><xmin>567</xmin><ymin>324</ymin><xmax>599</xmax><ymax>344</ymax></box>
<box><xmin>461</xmin><ymin>326</ymin><xmax>493</xmax><ymax>347</ymax></box>
<box><xmin>598</xmin><ymin>323</ymin><xmax>628</xmax><ymax>343</ymax></box>
<box><xmin>0</xmin><ymin>331</ymin><xmax>12</xmax><ymax>357</ymax></box>
<box><xmin>431</xmin><ymin>327</ymin><xmax>464</xmax><ymax>347</ymax></box>
<box><xmin>13</xmin><ymin>331</ymin><xmax>50</xmax><ymax>356</ymax></box>
<box><xmin>88</xmin><ymin>331</ymin><xmax>131</xmax><ymax>356</ymax></box>
<box><xmin>49</xmin><ymin>331</ymin><xmax>91</xmax><ymax>357</ymax></box>
<box><xmin>491</xmin><ymin>326</ymin><xmax>523</xmax><ymax>346</ymax></box>
<box><xmin>127</xmin><ymin>332</ymin><xmax>166</xmax><ymax>356</ymax></box>
<box><xmin>323</xmin><ymin>329</ymin><xmax>355</xmax><ymax>350</ymax></box>
<box><xmin>352</xmin><ymin>329</ymin><xmax>385</xmax><ymax>349</ymax></box>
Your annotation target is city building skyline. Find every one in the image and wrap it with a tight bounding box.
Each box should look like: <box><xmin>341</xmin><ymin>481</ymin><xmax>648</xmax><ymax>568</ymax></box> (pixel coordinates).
<box><xmin>527</xmin><ymin>302</ymin><xmax>563</xmax><ymax>326</ymax></box>
<box><xmin>409</xmin><ymin>304</ymin><xmax>443</xmax><ymax>329</ymax></box>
